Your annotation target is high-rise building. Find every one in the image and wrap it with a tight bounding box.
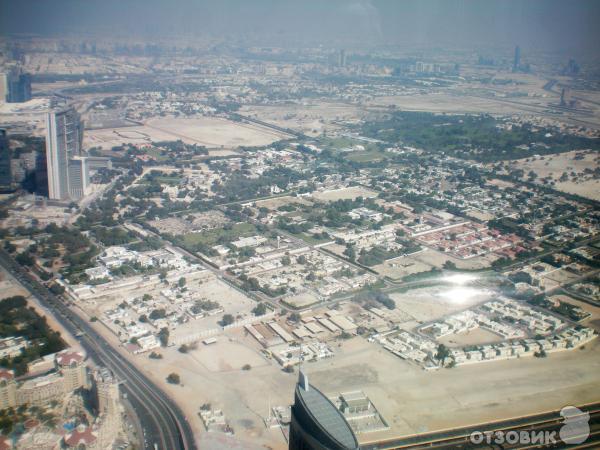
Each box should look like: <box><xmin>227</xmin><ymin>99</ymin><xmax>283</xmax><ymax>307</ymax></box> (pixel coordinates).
<box><xmin>35</xmin><ymin>151</ymin><xmax>48</xmax><ymax>197</ymax></box>
<box><xmin>19</xmin><ymin>73</ymin><xmax>31</xmax><ymax>102</ymax></box>
<box><xmin>0</xmin><ymin>73</ymin><xmax>7</xmax><ymax>103</ymax></box>
<box><xmin>0</xmin><ymin>68</ymin><xmax>32</xmax><ymax>103</ymax></box>
<box><xmin>93</xmin><ymin>367</ymin><xmax>120</xmax><ymax>417</ymax></box>
<box><xmin>513</xmin><ymin>45</ymin><xmax>521</xmax><ymax>72</ymax></box>
<box><xmin>56</xmin><ymin>350</ymin><xmax>88</xmax><ymax>392</ymax></box>
<box><xmin>45</xmin><ymin>107</ymin><xmax>84</xmax><ymax>201</ymax></box>
<box><xmin>289</xmin><ymin>370</ymin><xmax>359</xmax><ymax>450</ymax></box>
<box><xmin>67</xmin><ymin>157</ymin><xmax>89</xmax><ymax>200</ymax></box>
<box><xmin>0</xmin><ymin>369</ymin><xmax>17</xmax><ymax>410</ymax></box>
<box><xmin>338</xmin><ymin>49</ymin><xmax>347</xmax><ymax>68</ymax></box>
<box><xmin>0</xmin><ymin>129</ymin><xmax>12</xmax><ymax>192</ymax></box>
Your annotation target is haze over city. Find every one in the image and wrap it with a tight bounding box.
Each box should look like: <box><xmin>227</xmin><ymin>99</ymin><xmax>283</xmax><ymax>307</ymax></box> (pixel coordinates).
<box><xmin>0</xmin><ymin>1</ymin><xmax>599</xmax><ymax>450</ymax></box>
<box><xmin>3</xmin><ymin>0</ymin><xmax>600</xmax><ymax>51</ymax></box>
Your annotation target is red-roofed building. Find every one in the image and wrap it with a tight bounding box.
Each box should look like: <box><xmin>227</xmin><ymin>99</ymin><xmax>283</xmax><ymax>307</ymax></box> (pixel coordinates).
<box><xmin>0</xmin><ymin>435</ymin><xmax>11</xmax><ymax>450</ymax></box>
<box><xmin>23</xmin><ymin>418</ymin><xmax>39</xmax><ymax>430</ymax></box>
<box><xmin>64</xmin><ymin>425</ymin><xmax>98</xmax><ymax>448</ymax></box>
<box><xmin>55</xmin><ymin>350</ymin><xmax>87</xmax><ymax>393</ymax></box>
<box><xmin>55</xmin><ymin>350</ymin><xmax>85</xmax><ymax>367</ymax></box>
<box><xmin>0</xmin><ymin>369</ymin><xmax>13</xmax><ymax>382</ymax></box>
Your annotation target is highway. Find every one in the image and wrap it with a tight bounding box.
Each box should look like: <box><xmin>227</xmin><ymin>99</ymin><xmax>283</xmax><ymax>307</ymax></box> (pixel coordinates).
<box><xmin>0</xmin><ymin>249</ymin><xmax>196</xmax><ymax>450</ymax></box>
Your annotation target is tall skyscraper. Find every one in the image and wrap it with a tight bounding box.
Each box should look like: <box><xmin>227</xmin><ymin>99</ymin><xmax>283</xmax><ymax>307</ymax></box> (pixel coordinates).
<box><xmin>338</xmin><ymin>49</ymin><xmax>347</xmax><ymax>68</ymax></box>
<box><xmin>0</xmin><ymin>129</ymin><xmax>12</xmax><ymax>192</ymax></box>
<box><xmin>12</xmin><ymin>72</ymin><xmax>31</xmax><ymax>102</ymax></box>
<box><xmin>513</xmin><ymin>45</ymin><xmax>521</xmax><ymax>72</ymax></box>
<box><xmin>45</xmin><ymin>107</ymin><xmax>84</xmax><ymax>201</ymax></box>
<box><xmin>0</xmin><ymin>73</ymin><xmax>7</xmax><ymax>103</ymax></box>
<box><xmin>0</xmin><ymin>68</ymin><xmax>32</xmax><ymax>103</ymax></box>
<box><xmin>289</xmin><ymin>370</ymin><xmax>359</xmax><ymax>450</ymax></box>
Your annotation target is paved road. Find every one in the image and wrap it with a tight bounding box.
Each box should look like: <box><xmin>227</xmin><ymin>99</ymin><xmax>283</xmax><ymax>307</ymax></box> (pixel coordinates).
<box><xmin>361</xmin><ymin>402</ymin><xmax>600</xmax><ymax>449</ymax></box>
<box><xmin>0</xmin><ymin>249</ymin><xmax>196</xmax><ymax>450</ymax></box>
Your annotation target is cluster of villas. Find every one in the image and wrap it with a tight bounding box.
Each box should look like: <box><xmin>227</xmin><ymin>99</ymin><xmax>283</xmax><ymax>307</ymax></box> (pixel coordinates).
<box><xmin>237</xmin><ymin>250</ymin><xmax>377</xmax><ymax>304</ymax></box>
<box><xmin>65</xmin><ymin>245</ymin><xmax>206</xmax><ymax>303</ymax></box>
<box><xmin>375</xmin><ymin>297</ymin><xmax>596</xmax><ymax>369</ymax></box>
<box><xmin>330</xmin><ymin>224</ymin><xmax>398</xmax><ymax>252</ymax></box>
<box><xmin>423</xmin><ymin>298</ymin><xmax>566</xmax><ymax>340</ymax></box>
<box><xmin>83</xmin><ymin>245</ymin><xmax>195</xmax><ymax>282</ymax></box>
<box><xmin>377</xmin><ymin>325</ymin><xmax>595</xmax><ymax>369</ymax></box>
<box><xmin>410</xmin><ymin>220</ymin><xmax>520</xmax><ymax>260</ymax></box>
<box><xmin>448</xmin><ymin>327</ymin><xmax>596</xmax><ymax>366</ymax></box>
<box><xmin>102</xmin><ymin>271</ymin><xmax>216</xmax><ymax>353</ymax></box>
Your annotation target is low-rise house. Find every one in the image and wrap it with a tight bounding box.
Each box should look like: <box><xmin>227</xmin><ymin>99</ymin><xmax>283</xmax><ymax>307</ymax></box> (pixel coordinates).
<box><xmin>466</xmin><ymin>350</ymin><xmax>483</xmax><ymax>362</ymax></box>
<box><xmin>481</xmin><ymin>346</ymin><xmax>497</xmax><ymax>359</ymax></box>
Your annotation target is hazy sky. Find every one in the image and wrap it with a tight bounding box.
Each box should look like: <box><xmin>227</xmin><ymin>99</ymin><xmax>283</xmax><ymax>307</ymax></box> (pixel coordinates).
<box><xmin>1</xmin><ymin>0</ymin><xmax>599</xmax><ymax>53</ymax></box>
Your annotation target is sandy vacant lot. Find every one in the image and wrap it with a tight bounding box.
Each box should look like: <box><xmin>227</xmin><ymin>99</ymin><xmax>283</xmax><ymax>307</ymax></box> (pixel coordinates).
<box><xmin>254</xmin><ymin>195</ymin><xmax>312</xmax><ymax>211</ymax></box>
<box><xmin>188</xmin><ymin>338</ymin><xmax>270</xmax><ymax>373</ymax></box>
<box><xmin>372</xmin><ymin>256</ymin><xmax>434</xmax><ymax>281</ymax></box>
<box><xmin>508</xmin><ymin>150</ymin><xmax>600</xmax><ymax>201</ymax></box>
<box><xmin>240</xmin><ymin>102</ymin><xmax>366</xmax><ymax>137</ymax></box>
<box><xmin>438</xmin><ymin>327</ymin><xmax>505</xmax><ymax>348</ymax></box>
<box><xmin>135</xmin><ymin>328</ymin><xmax>294</xmax><ymax>450</ymax></box>
<box><xmin>391</xmin><ymin>285</ymin><xmax>495</xmax><ymax>325</ymax></box>
<box><xmin>309</xmin><ymin>337</ymin><xmax>600</xmax><ymax>443</ymax></box>
<box><xmin>145</xmin><ymin>116</ymin><xmax>290</xmax><ymax>147</ymax></box>
<box><xmin>171</xmin><ymin>279</ymin><xmax>258</xmax><ymax>342</ymax></box>
<box><xmin>84</xmin><ymin>115</ymin><xmax>289</xmax><ymax>150</ymax></box>
<box><xmin>412</xmin><ymin>247</ymin><xmax>499</xmax><ymax>270</ymax></box>
<box><xmin>366</xmin><ymin>91</ymin><xmax>534</xmax><ymax>115</ymax></box>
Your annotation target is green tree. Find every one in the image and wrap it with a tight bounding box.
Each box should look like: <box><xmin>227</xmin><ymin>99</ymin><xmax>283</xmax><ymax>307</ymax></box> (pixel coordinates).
<box><xmin>158</xmin><ymin>327</ymin><xmax>169</xmax><ymax>347</ymax></box>
<box><xmin>252</xmin><ymin>303</ymin><xmax>268</xmax><ymax>316</ymax></box>
<box><xmin>343</xmin><ymin>244</ymin><xmax>356</xmax><ymax>261</ymax></box>
<box><xmin>221</xmin><ymin>314</ymin><xmax>235</xmax><ymax>326</ymax></box>
<box><xmin>509</xmin><ymin>271</ymin><xmax>533</xmax><ymax>285</ymax></box>
<box><xmin>49</xmin><ymin>284</ymin><xmax>65</xmax><ymax>295</ymax></box>
<box><xmin>443</xmin><ymin>260</ymin><xmax>457</xmax><ymax>270</ymax></box>
<box><xmin>16</xmin><ymin>252</ymin><xmax>35</xmax><ymax>266</ymax></box>
<box><xmin>435</xmin><ymin>344</ymin><xmax>450</xmax><ymax>366</ymax></box>
<box><xmin>166</xmin><ymin>373</ymin><xmax>180</xmax><ymax>384</ymax></box>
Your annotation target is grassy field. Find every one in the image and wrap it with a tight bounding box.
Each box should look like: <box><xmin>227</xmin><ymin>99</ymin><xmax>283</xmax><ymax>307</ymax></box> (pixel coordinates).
<box><xmin>293</xmin><ymin>232</ymin><xmax>331</xmax><ymax>245</ymax></box>
<box><xmin>345</xmin><ymin>149</ymin><xmax>388</xmax><ymax>162</ymax></box>
<box><xmin>154</xmin><ymin>175</ymin><xmax>182</xmax><ymax>185</ymax></box>
<box><xmin>181</xmin><ymin>222</ymin><xmax>256</xmax><ymax>247</ymax></box>
<box><xmin>319</xmin><ymin>136</ymin><xmax>381</xmax><ymax>153</ymax></box>
<box><xmin>144</xmin><ymin>147</ymin><xmax>170</xmax><ymax>162</ymax></box>
<box><xmin>138</xmin><ymin>173</ymin><xmax>183</xmax><ymax>185</ymax></box>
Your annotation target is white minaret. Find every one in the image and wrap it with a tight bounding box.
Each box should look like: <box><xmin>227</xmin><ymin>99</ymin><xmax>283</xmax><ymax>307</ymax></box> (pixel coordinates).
<box><xmin>298</xmin><ymin>342</ymin><xmax>309</xmax><ymax>391</ymax></box>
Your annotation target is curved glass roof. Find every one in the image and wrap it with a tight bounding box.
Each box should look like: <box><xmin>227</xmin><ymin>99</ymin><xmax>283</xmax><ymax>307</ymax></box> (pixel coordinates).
<box><xmin>296</xmin><ymin>380</ymin><xmax>359</xmax><ymax>449</ymax></box>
